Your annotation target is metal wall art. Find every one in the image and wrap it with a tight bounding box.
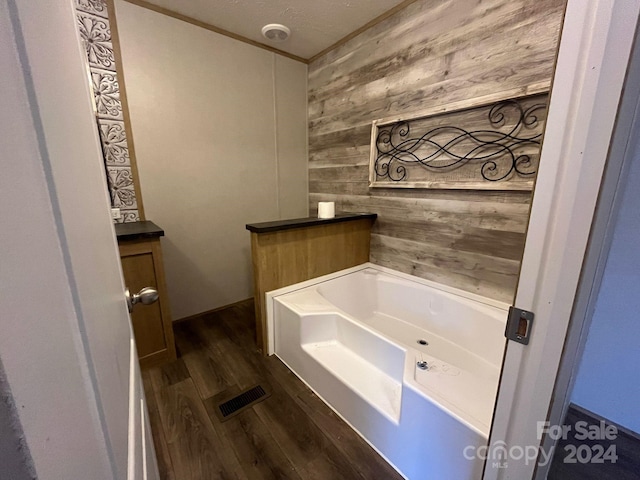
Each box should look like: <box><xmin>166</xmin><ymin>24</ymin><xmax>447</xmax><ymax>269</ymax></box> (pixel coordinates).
<box><xmin>369</xmin><ymin>91</ymin><xmax>549</xmax><ymax>190</ymax></box>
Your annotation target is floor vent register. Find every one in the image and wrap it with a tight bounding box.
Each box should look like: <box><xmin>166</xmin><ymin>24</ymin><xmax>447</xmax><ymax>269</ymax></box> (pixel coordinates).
<box><xmin>215</xmin><ymin>384</ymin><xmax>271</xmax><ymax>422</ymax></box>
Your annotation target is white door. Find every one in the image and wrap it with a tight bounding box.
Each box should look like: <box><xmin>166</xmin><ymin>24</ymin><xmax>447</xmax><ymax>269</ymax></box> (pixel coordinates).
<box><xmin>484</xmin><ymin>0</ymin><xmax>640</xmax><ymax>478</ymax></box>
<box><xmin>1</xmin><ymin>0</ymin><xmax>158</xmax><ymax>478</ymax></box>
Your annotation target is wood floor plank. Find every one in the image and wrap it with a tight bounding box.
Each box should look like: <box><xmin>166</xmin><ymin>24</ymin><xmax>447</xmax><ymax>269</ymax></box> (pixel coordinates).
<box><xmin>295</xmin><ymin>388</ymin><xmax>402</xmax><ymax>480</ymax></box>
<box><xmin>181</xmin><ymin>349</ymin><xmax>235</xmax><ymax>400</ymax></box>
<box><xmin>196</xmin><ymin>321</ymin><xmax>267</xmax><ymax>390</ymax></box>
<box><xmin>155</xmin><ymin>378</ymin><xmax>246</xmax><ymax>480</ymax></box>
<box><xmin>548</xmin><ymin>405</ymin><xmax>640</xmax><ymax>480</ymax></box>
<box><xmin>174</xmin><ymin>318</ymin><xmax>221</xmax><ymax>354</ymax></box>
<box><xmin>205</xmin><ymin>305</ymin><xmax>308</xmax><ymax>398</ymax></box>
<box><xmin>148</xmin><ymin>357</ymin><xmax>190</xmax><ymax>392</ymax></box>
<box><xmin>260</xmin><ymin>356</ymin><xmax>308</xmax><ymax>397</ymax></box>
<box><xmin>252</xmin><ymin>380</ymin><xmax>366</xmax><ymax>480</ymax></box>
<box><xmin>175</xmin><ymin>322</ymin><xmax>236</xmax><ymax>400</ymax></box>
<box><xmin>144</xmin><ymin>301</ymin><xmax>405</xmax><ymax>480</ymax></box>
<box><xmin>215</xmin><ymin>306</ymin><xmax>259</xmax><ymax>354</ymax></box>
<box><xmin>204</xmin><ymin>394</ymin><xmax>303</xmax><ymax>480</ymax></box>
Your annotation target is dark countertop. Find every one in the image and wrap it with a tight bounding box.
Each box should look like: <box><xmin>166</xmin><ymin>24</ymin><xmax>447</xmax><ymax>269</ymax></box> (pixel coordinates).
<box><xmin>246</xmin><ymin>213</ymin><xmax>377</xmax><ymax>234</ymax></box>
<box><xmin>115</xmin><ymin>220</ymin><xmax>164</xmax><ymax>241</ymax></box>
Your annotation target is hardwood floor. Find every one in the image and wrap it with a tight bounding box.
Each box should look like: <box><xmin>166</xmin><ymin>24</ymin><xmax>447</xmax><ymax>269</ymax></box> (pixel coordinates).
<box><xmin>547</xmin><ymin>404</ymin><xmax>640</xmax><ymax>480</ymax></box>
<box><xmin>142</xmin><ymin>300</ymin><xmax>403</xmax><ymax>480</ymax></box>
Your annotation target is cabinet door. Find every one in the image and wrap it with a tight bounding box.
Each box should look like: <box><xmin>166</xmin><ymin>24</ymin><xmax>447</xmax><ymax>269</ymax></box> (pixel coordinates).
<box><xmin>121</xmin><ymin>249</ymin><xmax>168</xmax><ymax>359</ymax></box>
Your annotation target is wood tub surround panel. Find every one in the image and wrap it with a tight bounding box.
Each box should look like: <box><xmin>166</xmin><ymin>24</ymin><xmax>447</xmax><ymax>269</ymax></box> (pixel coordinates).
<box><xmin>308</xmin><ymin>0</ymin><xmax>566</xmax><ymax>303</ymax></box>
<box><xmin>248</xmin><ymin>215</ymin><xmax>376</xmax><ymax>352</ymax></box>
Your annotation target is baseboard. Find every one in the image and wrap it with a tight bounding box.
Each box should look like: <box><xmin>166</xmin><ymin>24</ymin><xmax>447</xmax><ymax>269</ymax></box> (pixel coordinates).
<box><xmin>547</xmin><ymin>403</ymin><xmax>640</xmax><ymax>479</ymax></box>
<box><xmin>173</xmin><ymin>298</ymin><xmax>254</xmax><ymax>324</ymax></box>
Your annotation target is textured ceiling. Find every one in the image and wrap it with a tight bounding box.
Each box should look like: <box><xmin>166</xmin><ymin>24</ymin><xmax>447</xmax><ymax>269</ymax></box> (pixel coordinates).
<box><xmin>135</xmin><ymin>0</ymin><xmax>409</xmax><ymax>60</ymax></box>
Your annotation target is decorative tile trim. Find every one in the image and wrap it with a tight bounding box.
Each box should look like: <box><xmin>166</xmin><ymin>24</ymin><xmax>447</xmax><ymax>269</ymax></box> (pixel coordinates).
<box><xmin>107</xmin><ymin>167</ymin><xmax>138</xmax><ymax>209</ymax></box>
<box><xmin>116</xmin><ymin>210</ymin><xmax>140</xmax><ymax>224</ymax></box>
<box><xmin>75</xmin><ymin>1</ymin><xmax>140</xmax><ymax>222</ymax></box>
<box><xmin>77</xmin><ymin>12</ymin><xmax>115</xmax><ymax>71</ymax></box>
<box><xmin>91</xmin><ymin>68</ymin><xmax>123</xmax><ymax>120</ymax></box>
<box><xmin>98</xmin><ymin>119</ymin><xmax>130</xmax><ymax>165</ymax></box>
<box><xmin>75</xmin><ymin>0</ymin><xmax>108</xmax><ymax>18</ymax></box>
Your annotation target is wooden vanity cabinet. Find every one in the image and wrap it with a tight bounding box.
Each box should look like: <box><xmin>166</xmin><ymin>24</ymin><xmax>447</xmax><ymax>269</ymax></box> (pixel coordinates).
<box><xmin>116</xmin><ymin>221</ymin><xmax>176</xmax><ymax>368</ymax></box>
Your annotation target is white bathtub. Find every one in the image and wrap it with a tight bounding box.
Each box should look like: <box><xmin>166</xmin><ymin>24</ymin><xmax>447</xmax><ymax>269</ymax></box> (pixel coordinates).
<box><xmin>266</xmin><ymin>263</ymin><xmax>509</xmax><ymax>479</ymax></box>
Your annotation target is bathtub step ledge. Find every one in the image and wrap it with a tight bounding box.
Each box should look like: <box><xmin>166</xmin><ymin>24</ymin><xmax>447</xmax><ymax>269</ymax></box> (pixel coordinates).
<box><xmin>302</xmin><ymin>340</ymin><xmax>402</xmax><ymax>423</ymax></box>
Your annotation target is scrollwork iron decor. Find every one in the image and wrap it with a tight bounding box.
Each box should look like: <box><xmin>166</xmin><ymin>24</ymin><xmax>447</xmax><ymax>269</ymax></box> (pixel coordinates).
<box><xmin>369</xmin><ymin>91</ymin><xmax>549</xmax><ymax>190</ymax></box>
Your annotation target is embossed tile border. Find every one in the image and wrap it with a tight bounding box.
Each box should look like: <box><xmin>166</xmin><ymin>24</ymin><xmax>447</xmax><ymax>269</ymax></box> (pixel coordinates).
<box><xmin>75</xmin><ymin>0</ymin><xmax>140</xmax><ymax>222</ymax></box>
<box><xmin>91</xmin><ymin>68</ymin><xmax>123</xmax><ymax>121</ymax></box>
<box><xmin>75</xmin><ymin>0</ymin><xmax>109</xmax><ymax>18</ymax></box>
<box><xmin>107</xmin><ymin>166</ymin><xmax>138</xmax><ymax>209</ymax></box>
<box><xmin>116</xmin><ymin>210</ymin><xmax>140</xmax><ymax>224</ymax></box>
<box><xmin>98</xmin><ymin>119</ymin><xmax>130</xmax><ymax>166</ymax></box>
<box><xmin>77</xmin><ymin>11</ymin><xmax>115</xmax><ymax>71</ymax></box>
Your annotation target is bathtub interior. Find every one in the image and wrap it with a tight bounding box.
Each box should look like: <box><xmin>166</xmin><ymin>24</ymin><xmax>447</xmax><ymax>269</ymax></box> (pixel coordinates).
<box><xmin>316</xmin><ymin>267</ymin><xmax>507</xmax><ymax>368</ymax></box>
<box><xmin>268</xmin><ymin>263</ymin><xmax>510</xmax><ymax>478</ymax></box>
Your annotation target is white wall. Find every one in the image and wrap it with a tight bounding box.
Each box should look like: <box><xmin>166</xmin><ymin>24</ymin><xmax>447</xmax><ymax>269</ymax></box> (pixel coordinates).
<box><xmin>114</xmin><ymin>0</ymin><xmax>308</xmax><ymax>320</ymax></box>
<box><xmin>571</xmin><ymin>136</ymin><xmax>640</xmax><ymax>434</ymax></box>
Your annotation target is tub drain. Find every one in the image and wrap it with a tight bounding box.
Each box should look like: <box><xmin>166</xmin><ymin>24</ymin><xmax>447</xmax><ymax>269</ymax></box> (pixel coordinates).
<box><xmin>417</xmin><ymin>339</ymin><xmax>428</xmax><ymax>346</ymax></box>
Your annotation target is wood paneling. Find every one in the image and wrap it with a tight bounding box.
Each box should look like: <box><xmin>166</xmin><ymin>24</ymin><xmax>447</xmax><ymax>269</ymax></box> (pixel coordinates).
<box><xmin>142</xmin><ymin>301</ymin><xmax>403</xmax><ymax>480</ymax></box>
<box><xmin>250</xmin><ymin>218</ymin><xmax>374</xmax><ymax>351</ymax></box>
<box><xmin>308</xmin><ymin>0</ymin><xmax>566</xmax><ymax>302</ymax></box>
<box><xmin>307</xmin><ymin>0</ymin><xmax>422</xmax><ymax>63</ymax></box>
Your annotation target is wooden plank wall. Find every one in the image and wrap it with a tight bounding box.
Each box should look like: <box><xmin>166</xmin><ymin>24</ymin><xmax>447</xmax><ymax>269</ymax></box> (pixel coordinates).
<box><xmin>308</xmin><ymin>0</ymin><xmax>566</xmax><ymax>303</ymax></box>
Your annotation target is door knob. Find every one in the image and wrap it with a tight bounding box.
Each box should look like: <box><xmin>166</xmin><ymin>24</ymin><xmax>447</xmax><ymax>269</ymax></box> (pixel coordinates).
<box><xmin>125</xmin><ymin>286</ymin><xmax>159</xmax><ymax>313</ymax></box>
